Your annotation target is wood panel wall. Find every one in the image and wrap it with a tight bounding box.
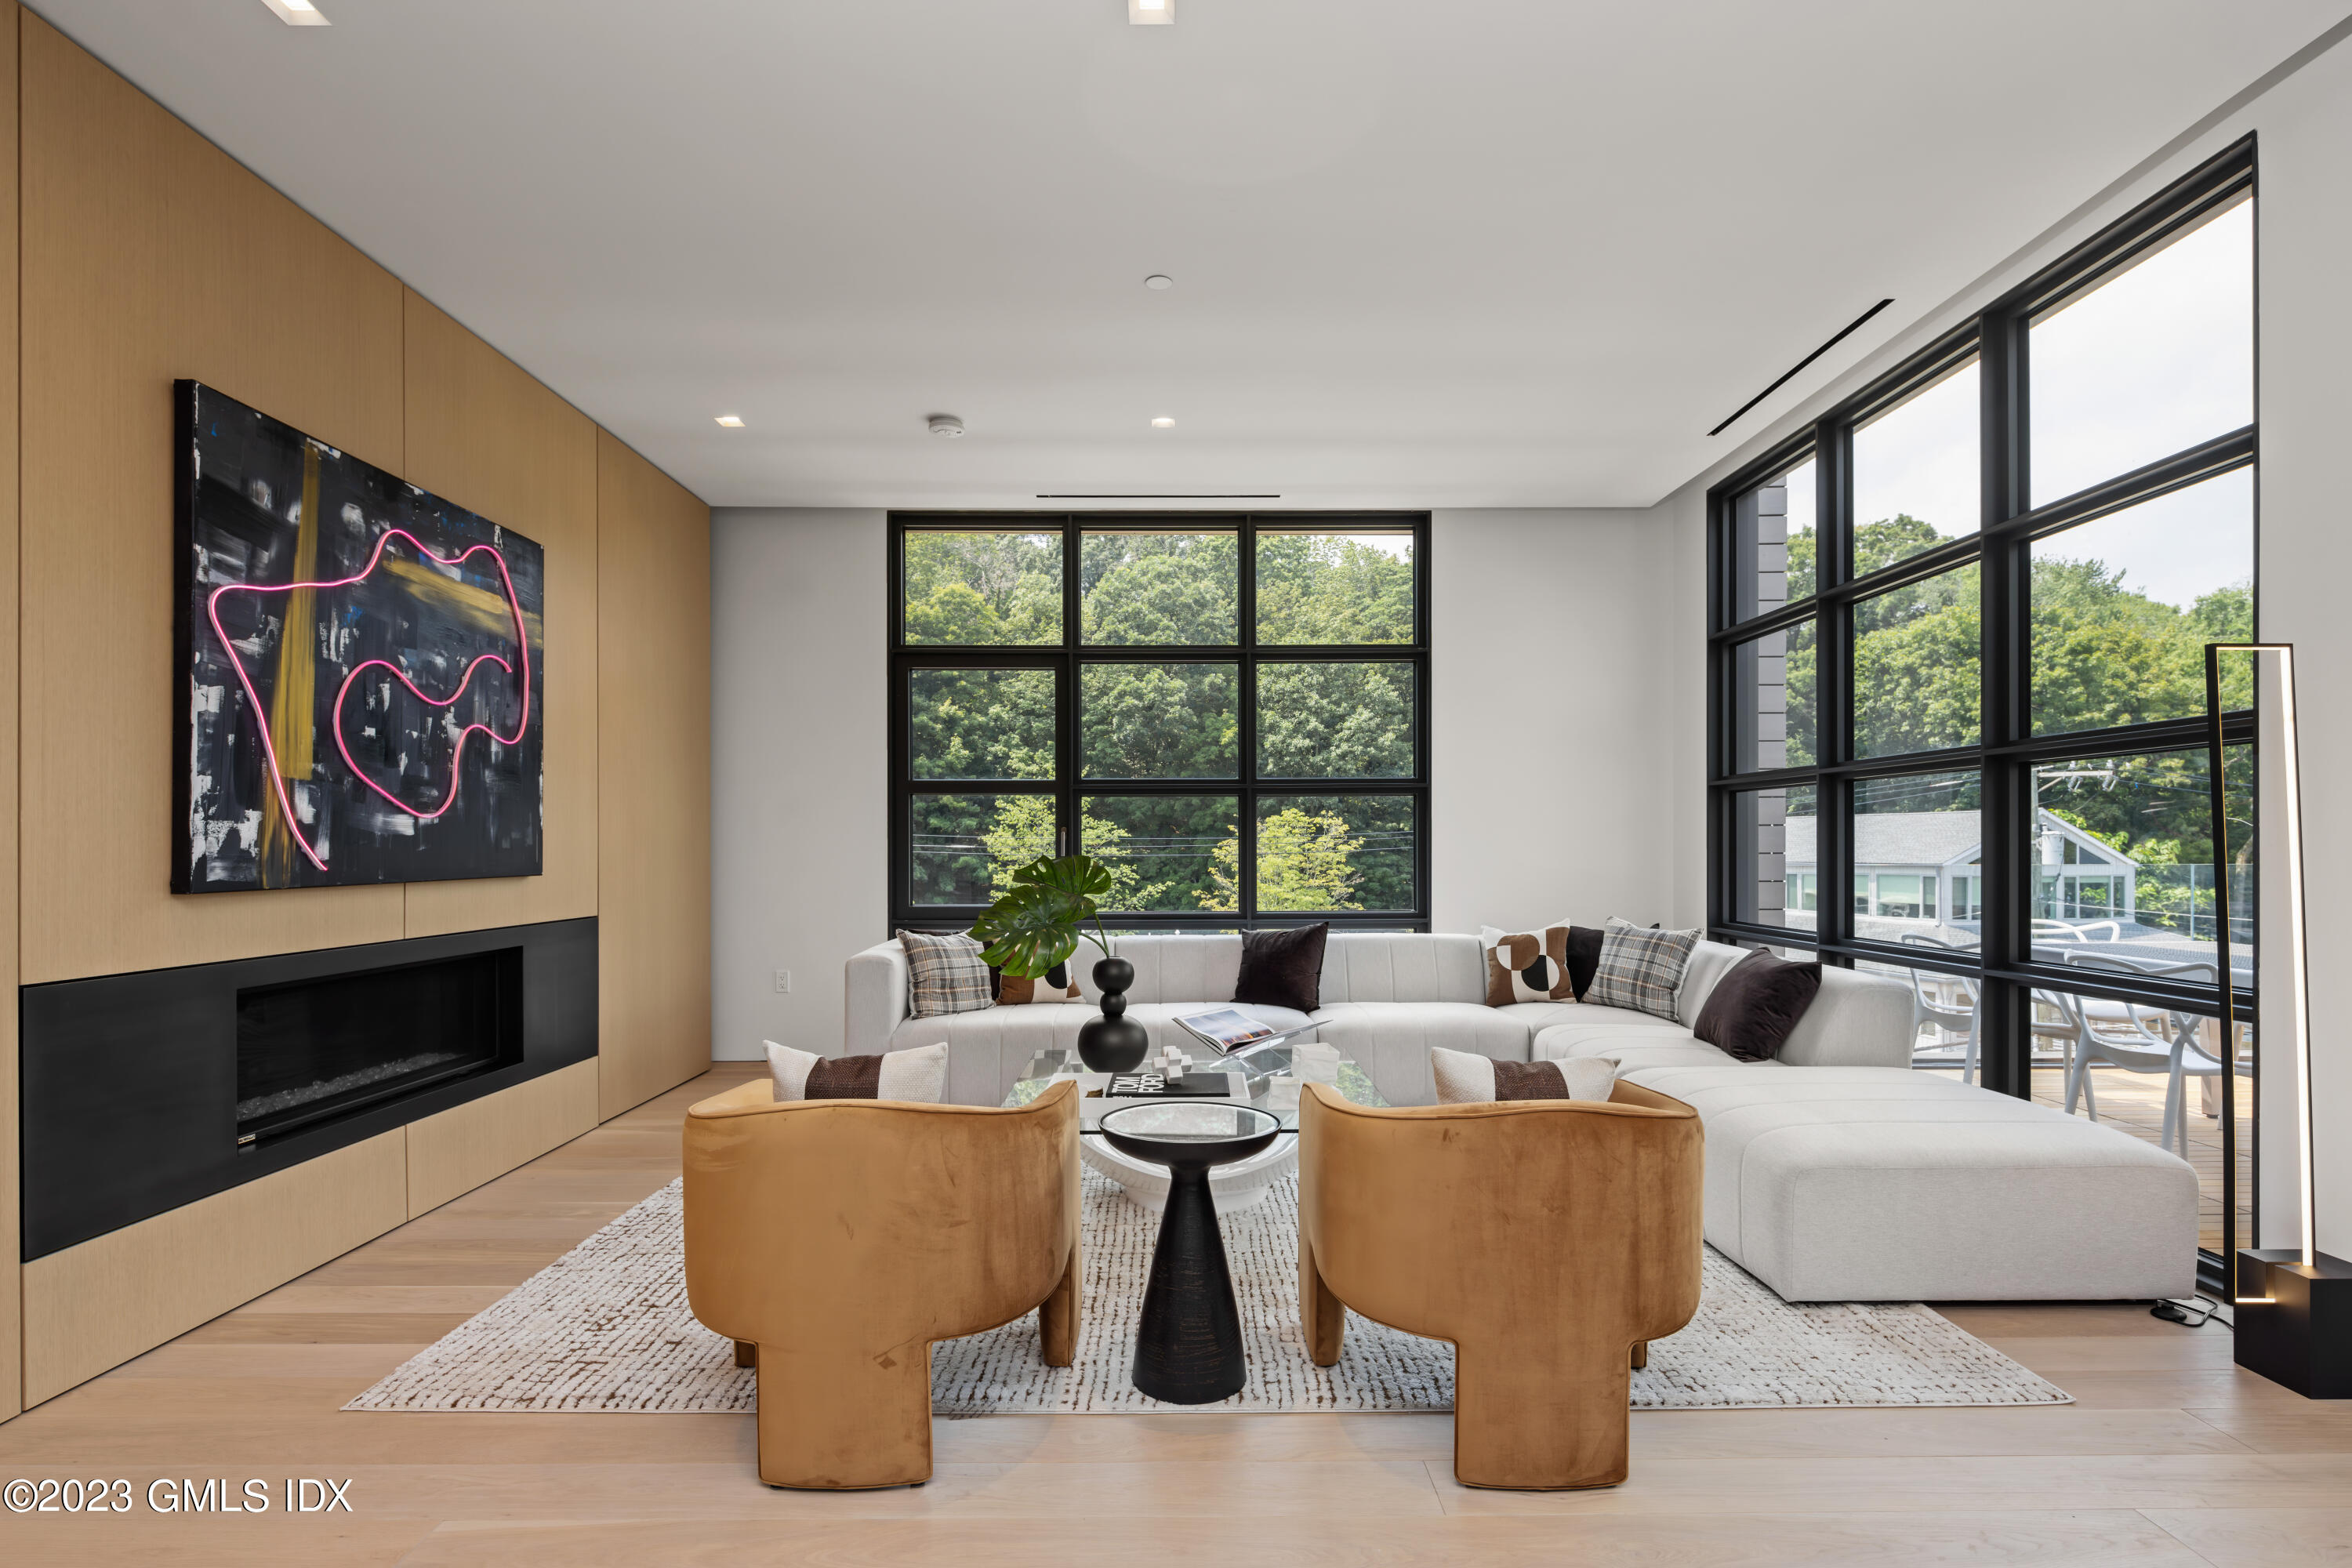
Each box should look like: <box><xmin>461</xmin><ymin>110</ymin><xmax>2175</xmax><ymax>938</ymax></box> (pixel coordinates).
<box><xmin>16</xmin><ymin>11</ymin><xmax>407</xmax><ymax>986</ymax></box>
<box><xmin>0</xmin><ymin>5</ymin><xmax>20</xmax><ymax>1429</ymax></box>
<box><xmin>597</xmin><ymin>431</ymin><xmax>713</xmax><ymax>1119</ymax></box>
<box><xmin>400</xmin><ymin>294</ymin><xmax>602</xmax><ymax>940</ymax></box>
<box><xmin>9</xmin><ymin>10</ymin><xmax>712</xmax><ymax>1414</ymax></box>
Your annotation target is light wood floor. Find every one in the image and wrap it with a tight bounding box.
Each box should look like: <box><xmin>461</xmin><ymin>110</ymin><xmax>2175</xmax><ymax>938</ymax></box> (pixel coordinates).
<box><xmin>3</xmin><ymin>1062</ymin><xmax>2347</xmax><ymax>1567</ymax></box>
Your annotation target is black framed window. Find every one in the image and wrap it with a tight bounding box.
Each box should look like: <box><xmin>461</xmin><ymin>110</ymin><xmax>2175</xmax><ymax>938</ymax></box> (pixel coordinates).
<box><xmin>891</xmin><ymin>514</ymin><xmax>1431</xmax><ymax>934</ymax></box>
<box><xmin>1708</xmin><ymin>137</ymin><xmax>2259</xmax><ymax>1152</ymax></box>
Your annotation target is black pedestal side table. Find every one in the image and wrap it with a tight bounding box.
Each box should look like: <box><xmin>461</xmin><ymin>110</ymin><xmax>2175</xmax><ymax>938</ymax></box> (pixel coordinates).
<box><xmin>1098</xmin><ymin>1101</ymin><xmax>1284</xmax><ymax>1405</ymax></box>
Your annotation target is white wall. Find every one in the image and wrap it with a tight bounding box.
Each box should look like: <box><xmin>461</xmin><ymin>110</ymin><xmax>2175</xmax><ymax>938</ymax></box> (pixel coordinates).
<box><xmin>709</xmin><ymin>506</ymin><xmax>1682</xmax><ymax>1060</ymax></box>
<box><xmin>1430</xmin><ymin>509</ymin><xmax>1679</xmax><ymax>933</ymax></box>
<box><xmin>2242</xmin><ymin>43</ymin><xmax>2352</xmax><ymax>1256</ymax></box>
<box><xmin>710</xmin><ymin>508</ymin><xmax>887</xmax><ymax>1062</ymax></box>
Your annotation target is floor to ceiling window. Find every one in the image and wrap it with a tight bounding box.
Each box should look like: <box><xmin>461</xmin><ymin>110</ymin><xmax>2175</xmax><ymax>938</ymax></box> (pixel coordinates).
<box><xmin>1709</xmin><ymin>140</ymin><xmax>2257</xmax><ymax>1261</ymax></box>
<box><xmin>891</xmin><ymin>513</ymin><xmax>1430</xmax><ymax>934</ymax></box>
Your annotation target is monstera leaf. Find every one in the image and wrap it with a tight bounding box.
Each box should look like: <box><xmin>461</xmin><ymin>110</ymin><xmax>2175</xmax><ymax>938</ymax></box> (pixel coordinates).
<box><xmin>970</xmin><ymin>855</ymin><xmax>1116</xmax><ymax>978</ymax></box>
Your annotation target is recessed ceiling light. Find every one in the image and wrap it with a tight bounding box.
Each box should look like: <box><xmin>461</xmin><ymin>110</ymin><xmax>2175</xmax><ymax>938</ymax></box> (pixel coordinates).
<box><xmin>1144</xmin><ymin>274</ymin><xmax>1174</xmax><ymax>290</ymax></box>
<box><xmin>262</xmin><ymin>0</ymin><xmax>332</xmax><ymax>24</ymax></box>
<box><xmin>714</xmin><ymin>415</ymin><xmax>745</xmax><ymax>428</ymax></box>
<box><xmin>1129</xmin><ymin>0</ymin><xmax>1174</xmax><ymax>24</ymax></box>
<box><xmin>1151</xmin><ymin>417</ymin><xmax>1175</xmax><ymax>428</ymax></box>
<box><xmin>928</xmin><ymin>415</ymin><xmax>966</xmax><ymax>438</ymax></box>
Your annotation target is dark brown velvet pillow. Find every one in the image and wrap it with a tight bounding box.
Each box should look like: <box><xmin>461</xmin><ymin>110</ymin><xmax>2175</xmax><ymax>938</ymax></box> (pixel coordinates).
<box><xmin>1693</xmin><ymin>949</ymin><xmax>1823</xmax><ymax>1062</ymax></box>
<box><xmin>1234</xmin><ymin>922</ymin><xmax>1328</xmax><ymax>1014</ymax></box>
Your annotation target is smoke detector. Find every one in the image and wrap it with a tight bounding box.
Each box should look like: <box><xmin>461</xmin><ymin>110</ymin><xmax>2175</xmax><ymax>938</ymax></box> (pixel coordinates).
<box><xmin>927</xmin><ymin>415</ymin><xmax>965</xmax><ymax>439</ymax></box>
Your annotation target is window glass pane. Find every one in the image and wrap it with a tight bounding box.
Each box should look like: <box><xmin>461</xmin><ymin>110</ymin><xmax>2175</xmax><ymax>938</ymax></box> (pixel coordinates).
<box><xmin>1254</xmin><ymin>532</ymin><xmax>1416</xmax><ymax>644</ymax></box>
<box><xmin>908</xmin><ymin>793</ymin><xmax>1057</xmax><ymax>906</ymax></box>
<box><xmin>2026</xmin><ymin>746</ymin><xmax>2252</xmax><ymax>978</ymax></box>
<box><xmin>2030</xmin><ymin>469</ymin><xmax>2255</xmax><ymax>735</ymax></box>
<box><xmin>902</xmin><ymin>531</ymin><xmax>1062</xmax><ymax>645</ymax></box>
<box><xmin>1853</xmin><ymin>361</ymin><xmax>1979</xmax><ymax>575</ymax></box>
<box><xmin>1853</xmin><ymin>770</ymin><xmax>1981</xmax><ymax>946</ymax></box>
<box><xmin>1732</xmin><ymin>621</ymin><xmax>1813</xmax><ymax>771</ymax></box>
<box><xmin>1082</xmin><ymin>795</ymin><xmax>1239</xmax><ymax>913</ymax></box>
<box><xmin>1080</xmin><ymin>530</ymin><xmax>1237</xmax><ymax>646</ymax></box>
<box><xmin>1730</xmin><ymin>783</ymin><xmax>1814</xmax><ymax>931</ymax></box>
<box><xmin>1854</xmin><ymin>563</ymin><xmax>1980</xmax><ymax>757</ymax></box>
<box><xmin>2031</xmin><ymin>198</ymin><xmax>2252</xmax><ymax>506</ymax></box>
<box><xmin>1080</xmin><ymin>662</ymin><xmax>1239</xmax><ymax>779</ymax></box>
<box><xmin>909</xmin><ymin>669</ymin><xmax>1054</xmax><ymax>781</ymax></box>
<box><xmin>1727</xmin><ymin>457</ymin><xmax>1815</xmax><ymax>624</ymax></box>
<box><xmin>1256</xmin><ymin>662</ymin><xmax>1416</xmax><ymax>779</ymax></box>
<box><xmin>1255</xmin><ymin>794</ymin><xmax>1417</xmax><ymax>912</ymax></box>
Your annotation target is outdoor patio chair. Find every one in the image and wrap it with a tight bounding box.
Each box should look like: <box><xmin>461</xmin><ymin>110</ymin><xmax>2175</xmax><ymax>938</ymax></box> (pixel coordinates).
<box><xmin>2052</xmin><ymin>950</ymin><xmax>2234</xmax><ymax>1156</ymax></box>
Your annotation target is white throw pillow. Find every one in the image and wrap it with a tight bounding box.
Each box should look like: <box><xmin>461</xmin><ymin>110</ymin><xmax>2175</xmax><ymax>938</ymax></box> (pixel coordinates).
<box><xmin>764</xmin><ymin>1040</ymin><xmax>950</xmax><ymax>1104</ymax></box>
<box><xmin>1429</xmin><ymin>1045</ymin><xmax>1617</xmax><ymax>1104</ymax></box>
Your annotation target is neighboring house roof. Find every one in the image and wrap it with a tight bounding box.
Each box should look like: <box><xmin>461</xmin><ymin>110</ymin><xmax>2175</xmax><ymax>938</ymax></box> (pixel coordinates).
<box><xmin>1782</xmin><ymin>809</ymin><xmax>2133</xmax><ymax>871</ymax></box>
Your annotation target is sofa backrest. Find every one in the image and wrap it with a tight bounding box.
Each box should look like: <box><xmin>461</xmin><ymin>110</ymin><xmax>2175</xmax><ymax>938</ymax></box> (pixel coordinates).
<box><xmin>1062</xmin><ymin>931</ymin><xmax>1490</xmax><ymax>1007</ymax></box>
<box><xmin>1677</xmin><ymin>938</ymin><xmax>1914</xmax><ymax>1069</ymax></box>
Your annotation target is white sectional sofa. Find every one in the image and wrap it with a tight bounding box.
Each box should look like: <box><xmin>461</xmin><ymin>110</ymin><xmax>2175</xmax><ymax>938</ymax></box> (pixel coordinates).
<box><xmin>843</xmin><ymin>931</ymin><xmax>2198</xmax><ymax>1301</ymax></box>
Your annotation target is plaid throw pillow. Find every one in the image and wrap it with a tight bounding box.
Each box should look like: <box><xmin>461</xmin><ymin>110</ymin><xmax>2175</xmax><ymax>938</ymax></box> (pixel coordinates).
<box><xmin>898</xmin><ymin>929</ymin><xmax>993</xmax><ymax>1018</ymax></box>
<box><xmin>1587</xmin><ymin>918</ymin><xmax>1700</xmax><ymax>1022</ymax></box>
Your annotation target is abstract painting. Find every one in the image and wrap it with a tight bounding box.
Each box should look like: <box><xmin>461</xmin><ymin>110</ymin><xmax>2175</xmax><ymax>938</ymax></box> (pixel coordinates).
<box><xmin>176</xmin><ymin>381</ymin><xmax>546</xmax><ymax>891</ymax></box>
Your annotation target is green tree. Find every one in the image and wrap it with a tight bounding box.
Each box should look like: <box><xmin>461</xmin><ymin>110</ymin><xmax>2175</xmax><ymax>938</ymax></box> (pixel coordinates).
<box><xmin>1208</xmin><ymin>808</ymin><xmax>1364</xmax><ymax>912</ymax></box>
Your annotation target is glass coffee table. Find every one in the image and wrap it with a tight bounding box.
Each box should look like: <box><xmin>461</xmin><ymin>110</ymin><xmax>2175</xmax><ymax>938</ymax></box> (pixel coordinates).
<box><xmin>1003</xmin><ymin>1041</ymin><xmax>1387</xmax><ymax>1213</ymax></box>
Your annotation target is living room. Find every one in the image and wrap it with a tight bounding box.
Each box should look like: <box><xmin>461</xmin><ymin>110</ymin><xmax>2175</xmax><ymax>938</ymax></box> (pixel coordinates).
<box><xmin>3</xmin><ymin>2</ymin><xmax>2350</xmax><ymax>1564</ymax></box>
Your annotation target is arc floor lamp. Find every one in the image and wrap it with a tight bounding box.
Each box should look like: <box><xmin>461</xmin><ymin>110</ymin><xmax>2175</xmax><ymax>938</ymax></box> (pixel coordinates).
<box><xmin>2208</xmin><ymin>641</ymin><xmax>2347</xmax><ymax>1398</ymax></box>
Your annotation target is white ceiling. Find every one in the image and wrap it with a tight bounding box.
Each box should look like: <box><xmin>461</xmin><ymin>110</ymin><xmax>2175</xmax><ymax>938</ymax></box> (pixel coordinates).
<box><xmin>29</xmin><ymin>2</ymin><xmax>2347</xmax><ymax>510</ymax></box>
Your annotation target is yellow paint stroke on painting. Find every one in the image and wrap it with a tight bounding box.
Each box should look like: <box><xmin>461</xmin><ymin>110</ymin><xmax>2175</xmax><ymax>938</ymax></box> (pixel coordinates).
<box><xmin>379</xmin><ymin>555</ymin><xmax>544</xmax><ymax>648</ymax></box>
<box><xmin>258</xmin><ymin>443</ymin><xmax>322</xmax><ymax>888</ymax></box>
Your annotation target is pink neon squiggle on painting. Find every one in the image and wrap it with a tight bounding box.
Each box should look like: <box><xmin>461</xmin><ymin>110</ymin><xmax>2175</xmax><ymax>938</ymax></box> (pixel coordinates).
<box><xmin>206</xmin><ymin>528</ymin><xmax>532</xmax><ymax>872</ymax></box>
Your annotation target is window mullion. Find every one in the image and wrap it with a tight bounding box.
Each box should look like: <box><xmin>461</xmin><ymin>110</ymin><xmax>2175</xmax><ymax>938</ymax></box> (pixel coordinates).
<box><xmin>1976</xmin><ymin>306</ymin><xmax>2031</xmax><ymax>1097</ymax></box>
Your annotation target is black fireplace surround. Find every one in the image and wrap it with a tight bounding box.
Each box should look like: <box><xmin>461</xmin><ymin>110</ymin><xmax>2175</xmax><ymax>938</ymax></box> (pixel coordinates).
<box><xmin>20</xmin><ymin>918</ymin><xmax>596</xmax><ymax>1261</ymax></box>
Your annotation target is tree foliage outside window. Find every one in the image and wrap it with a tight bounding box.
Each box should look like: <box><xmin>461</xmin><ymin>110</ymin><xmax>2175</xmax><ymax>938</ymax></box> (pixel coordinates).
<box><xmin>1780</xmin><ymin>516</ymin><xmax>2252</xmax><ymax>768</ymax></box>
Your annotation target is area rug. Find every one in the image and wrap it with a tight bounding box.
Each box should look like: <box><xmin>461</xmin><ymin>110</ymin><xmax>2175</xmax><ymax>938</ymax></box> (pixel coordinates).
<box><xmin>347</xmin><ymin>1172</ymin><xmax>2069</xmax><ymax>1414</ymax></box>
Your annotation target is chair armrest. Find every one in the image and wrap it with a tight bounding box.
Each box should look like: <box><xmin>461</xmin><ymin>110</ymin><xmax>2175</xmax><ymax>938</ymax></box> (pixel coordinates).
<box><xmin>845</xmin><ymin>941</ymin><xmax>911</xmax><ymax>1056</ymax></box>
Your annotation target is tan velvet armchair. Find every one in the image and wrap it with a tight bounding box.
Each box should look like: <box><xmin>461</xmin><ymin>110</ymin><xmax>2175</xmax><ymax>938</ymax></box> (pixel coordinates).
<box><xmin>1298</xmin><ymin>1079</ymin><xmax>1703</xmax><ymax>1490</ymax></box>
<box><xmin>683</xmin><ymin>1076</ymin><xmax>1081</xmax><ymax>1490</ymax></box>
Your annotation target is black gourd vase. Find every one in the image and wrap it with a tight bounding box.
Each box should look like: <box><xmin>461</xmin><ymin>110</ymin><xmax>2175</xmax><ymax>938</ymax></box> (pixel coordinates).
<box><xmin>1077</xmin><ymin>955</ymin><xmax>1149</xmax><ymax>1073</ymax></box>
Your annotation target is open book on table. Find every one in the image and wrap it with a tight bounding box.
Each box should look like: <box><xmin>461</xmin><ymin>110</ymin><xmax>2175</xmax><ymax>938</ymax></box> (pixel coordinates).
<box><xmin>1172</xmin><ymin>1007</ymin><xmax>1316</xmax><ymax>1056</ymax></box>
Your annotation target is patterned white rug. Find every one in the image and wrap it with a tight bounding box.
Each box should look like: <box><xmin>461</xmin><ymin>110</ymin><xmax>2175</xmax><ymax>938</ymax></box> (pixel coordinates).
<box><xmin>347</xmin><ymin>1172</ymin><xmax>2069</xmax><ymax>1414</ymax></box>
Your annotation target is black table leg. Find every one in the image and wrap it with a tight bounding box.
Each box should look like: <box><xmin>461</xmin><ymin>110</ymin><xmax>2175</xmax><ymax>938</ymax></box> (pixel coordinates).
<box><xmin>1131</xmin><ymin>1160</ymin><xmax>1247</xmax><ymax>1403</ymax></box>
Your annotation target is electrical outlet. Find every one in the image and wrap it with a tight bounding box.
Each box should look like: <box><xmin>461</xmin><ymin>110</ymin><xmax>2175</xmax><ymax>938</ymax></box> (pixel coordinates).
<box><xmin>775</xmin><ymin>969</ymin><xmax>792</xmax><ymax>994</ymax></box>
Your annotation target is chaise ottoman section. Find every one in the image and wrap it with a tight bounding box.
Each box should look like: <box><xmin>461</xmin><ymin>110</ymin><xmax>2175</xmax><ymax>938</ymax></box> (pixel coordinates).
<box><xmin>1617</xmin><ymin>1065</ymin><xmax>2198</xmax><ymax>1302</ymax></box>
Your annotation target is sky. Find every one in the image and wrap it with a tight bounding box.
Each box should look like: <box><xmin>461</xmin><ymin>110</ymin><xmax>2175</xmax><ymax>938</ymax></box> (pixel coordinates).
<box><xmin>1773</xmin><ymin>198</ymin><xmax>2253</xmax><ymax>612</ymax></box>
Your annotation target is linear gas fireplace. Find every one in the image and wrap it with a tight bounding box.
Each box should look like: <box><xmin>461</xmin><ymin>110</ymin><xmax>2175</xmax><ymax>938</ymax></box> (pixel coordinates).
<box><xmin>235</xmin><ymin>949</ymin><xmax>523</xmax><ymax>1145</ymax></box>
<box><xmin>20</xmin><ymin>918</ymin><xmax>596</xmax><ymax>1260</ymax></box>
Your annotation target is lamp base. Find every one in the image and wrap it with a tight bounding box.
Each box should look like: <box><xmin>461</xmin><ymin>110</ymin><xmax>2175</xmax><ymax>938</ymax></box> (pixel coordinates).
<box><xmin>2234</xmin><ymin>1249</ymin><xmax>2352</xmax><ymax>1399</ymax></box>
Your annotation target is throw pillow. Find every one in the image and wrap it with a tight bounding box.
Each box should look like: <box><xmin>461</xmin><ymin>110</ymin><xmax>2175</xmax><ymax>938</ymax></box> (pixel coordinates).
<box><xmin>1429</xmin><ymin>1045</ymin><xmax>1617</xmax><ymax>1103</ymax></box>
<box><xmin>765</xmin><ymin>1040</ymin><xmax>950</xmax><ymax>1103</ymax></box>
<box><xmin>898</xmin><ymin>928</ymin><xmax>993</xmax><ymax>1018</ymax></box>
<box><xmin>1479</xmin><ymin>922</ymin><xmax>1581</xmax><ymax>1006</ymax></box>
<box><xmin>1587</xmin><ymin>917</ymin><xmax>1700</xmax><ymax>1022</ymax></box>
<box><xmin>993</xmin><ymin>960</ymin><xmax>1080</xmax><ymax>1005</ymax></box>
<box><xmin>1693</xmin><ymin>948</ymin><xmax>1823</xmax><ymax>1062</ymax></box>
<box><xmin>1235</xmin><ymin>922</ymin><xmax>1328</xmax><ymax>1014</ymax></box>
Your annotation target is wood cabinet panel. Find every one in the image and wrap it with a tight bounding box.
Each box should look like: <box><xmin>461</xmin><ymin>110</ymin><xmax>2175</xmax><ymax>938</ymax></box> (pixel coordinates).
<box><xmin>595</xmin><ymin>432</ymin><xmax>713</xmax><ymax>1119</ymax></box>
<box><xmin>16</xmin><ymin>13</ymin><xmax>408</xmax><ymax>984</ymax></box>
<box><xmin>405</xmin><ymin>1059</ymin><xmax>599</xmax><ymax>1217</ymax></box>
<box><xmin>20</xmin><ymin>1131</ymin><xmax>408</xmax><ymax>1406</ymax></box>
